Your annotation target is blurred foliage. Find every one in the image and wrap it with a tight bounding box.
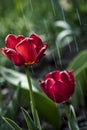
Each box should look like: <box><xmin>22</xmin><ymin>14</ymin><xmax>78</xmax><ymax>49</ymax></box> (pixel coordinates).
<box><xmin>55</xmin><ymin>20</ymin><xmax>79</xmax><ymax>48</ymax></box>
<box><xmin>0</xmin><ymin>0</ymin><xmax>87</xmax><ymax>129</ymax></box>
<box><xmin>0</xmin><ymin>81</ymin><xmax>20</xmax><ymax>130</ymax></box>
<box><xmin>0</xmin><ymin>0</ymin><xmax>87</xmax><ymax>67</ymax></box>
<box><xmin>67</xmin><ymin>50</ymin><xmax>87</xmax><ymax>107</ymax></box>
<box><xmin>0</xmin><ymin>0</ymin><xmax>87</xmax><ymax>42</ymax></box>
<box><xmin>2</xmin><ymin>117</ymin><xmax>22</xmax><ymax>130</ymax></box>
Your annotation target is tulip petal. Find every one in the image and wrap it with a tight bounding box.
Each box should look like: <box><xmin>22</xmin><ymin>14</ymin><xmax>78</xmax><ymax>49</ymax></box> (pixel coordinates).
<box><xmin>1</xmin><ymin>48</ymin><xmax>10</xmax><ymax>60</ymax></box>
<box><xmin>49</xmin><ymin>81</ymin><xmax>71</xmax><ymax>103</ymax></box>
<box><xmin>60</xmin><ymin>71</ymin><xmax>71</xmax><ymax>85</ymax></box>
<box><xmin>17</xmin><ymin>35</ymin><xmax>25</xmax><ymax>43</ymax></box>
<box><xmin>48</xmin><ymin>82</ymin><xmax>64</xmax><ymax>103</ymax></box>
<box><xmin>68</xmin><ymin>71</ymin><xmax>74</xmax><ymax>83</ymax></box>
<box><xmin>46</xmin><ymin>78</ymin><xmax>55</xmax><ymax>97</ymax></box>
<box><xmin>1</xmin><ymin>48</ymin><xmax>24</xmax><ymax>66</ymax></box>
<box><xmin>16</xmin><ymin>38</ymin><xmax>37</xmax><ymax>64</ymax></box>
<box><xmin>35</xmin><ymin>44</ymin><xmax>48</xmax><ymax>63</ymax></box>
<box><xmin>45</xmin><ymin>71</ymin><xmax>60</xmax><ymax>81</ymax></box>
<box><xmin>60</xmin><ymin>71</ymin><xmax>74</xmax><ymax>95</ymax></box>
<box><xmin>29</xmin><ymin>34</ymin><xmax>43</xmax><ymax>52</ymax></box>
<box><xmin>45</xmin><ymin>72</ymin><xmax>53</xmax><ymax>80</ymax></box>
<box><xmin>5</xmin><ymin>34</ymin><xmax>18</xmax><ymax>49</ymax></box>
<box><xmin>5</xmin><ymin>34</ymin><xmax>25</xmax><ymax>49</ymax></box>
<box><xmin>39</xmin><ymin>80</ymin><xmax>48</xmax><ymax>95</ymax></box>
<box><xmin>46</xmin><ymin>78</ymin><xmax>55</xmax><ymax>87</ymax></box>
<box><xmin>52</xmin><ymin>71</ymin><xmax>60</xmax><ymax>81</ymax></box>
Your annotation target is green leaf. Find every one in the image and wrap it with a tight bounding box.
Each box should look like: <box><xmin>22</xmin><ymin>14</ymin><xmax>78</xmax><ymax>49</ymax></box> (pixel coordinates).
<box><xmin>2</xmin><ymin>117</ymin><xmax>22</xmax><ymax>130</ymax></box>
<box><xmin>51</xmin><ymin>0</ymin><xmax>62</xmax><ymax>18</ymax></box>
<box><xmin>4</xmin><ymin>83</ymin><xmax>21</xmax><ymax>118</ymax></box>
<box><xmin>21</xmin><ymin>107</ymin><xmax>39</xmax><ymax>130</ymax></box>
<box><xmin>56</xmin><ymin>29</ymin><xmax>74</xmax><ymax>48</ymax></box>
<box><xmin>0</xmin><ymin>123</ymin><xmax>12</xmax><ymax>130</ymax></box>
<box><xmin>34</xmin><ymin>110</ymin><xmax>42</xmax><ymax>130</ymax></box>
<box><xmin>0</xmin><ymin>82</ymin><xmax>21</xmax><ymax>130</ymax></box>
<box><xmin>71</xmin><ymin>0</ymin><xmax>80</xmax><ymax>11</ymax></box>
<box><xmin>55</xmin><ymin>20</ymin><xmax>79</xmax><ymax>49</ymax></box>
<box><xmin>68</xmin><ymin>50</ymin><xmax>87</xmax><ymax>71</ymax></box>
<box><xmin>64</xmin><ymin>104</ymin><xmax>79</xmax><ymax>130</ymax></box>
<box><xmin>67</xmin><ymin>50</ymin><xmax>87</xmax><ymax>107</ymax></box>
<box><xmin>0</xmin><ymin>66</ymin><xmax>60</xmax><ymax>130</ymax></box>
<box><xmin>54</xmin><ymin>20</ymin><xmax>71</xmax><ymax>29</ymax></box>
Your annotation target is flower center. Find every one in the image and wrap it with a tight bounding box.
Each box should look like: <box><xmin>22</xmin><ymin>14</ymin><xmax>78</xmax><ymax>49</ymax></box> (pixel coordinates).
<box><xmin>25</xmin><ymin>61</ymin><xmax>35</xmax><ymax>65</ymax></box>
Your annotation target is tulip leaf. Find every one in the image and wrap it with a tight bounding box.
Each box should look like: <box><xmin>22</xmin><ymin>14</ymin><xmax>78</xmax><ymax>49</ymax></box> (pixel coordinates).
<box><xmin>21</xmin><ymin>107</ymin><xmax>39</xmax><ymax>130</ymax></box>
<box><xmin>68</xmin><ymin>50</ymin><xmax>87</xmax><ymax>71</ymax></box>
<box><xmin>54</xmin><ymin>20</ymin><xmax>71</xmax><ymax>29</ymax></box>
<box><xmin>64</xmin><ymin>104</ymin><xmax>79</xmax><ymax>130</ymax></box>
<box><xmin>34</xmin><ymin>109</ymin><xmax>42</xmax><ymax>130</ymax></box>
<box><xmin>5</xmin><ymin>83</ymin><xmax>21</xmax><ymax>118</ymax></box>
<box><xmin>67</xmin><ymin>50</ymin><xmax>87</xmax><ymax>107</ymax></box>
<box><xmin>0</xmin><ymin>83</ymin><xmax>21</xmax><ymax>130</ymax></box>
<box><xmin>2</xmin><ymin>117</ymin><xmax>22</xmax><ymax>130</ymax></box>
<box><xmin>0</xmin><ymin>66</ymin><xmax>60</xmax><ymax>130</ymax></box>
<box><xmin>56</xmin><ymin>30</ymin><xmax>74</xmax><ymax>48</ymax></box>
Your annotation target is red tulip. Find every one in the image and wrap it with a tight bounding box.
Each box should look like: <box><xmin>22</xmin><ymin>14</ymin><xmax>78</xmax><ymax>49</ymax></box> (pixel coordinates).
<box><xmin>1</xmin><ymin>34</ymin><xmax>48</xmax><ymax>66</ymax></box>
<box><xmin>39</xmin><ymin>70</ymin><xmax>74</xmax><ymax>103</ymax></box>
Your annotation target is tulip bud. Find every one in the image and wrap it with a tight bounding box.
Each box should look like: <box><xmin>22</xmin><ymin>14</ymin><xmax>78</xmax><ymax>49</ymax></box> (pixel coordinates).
<box><xmin>39</xmin><ymin>70</ymin><xmax>74</xmax><ymax>103</ymax></box>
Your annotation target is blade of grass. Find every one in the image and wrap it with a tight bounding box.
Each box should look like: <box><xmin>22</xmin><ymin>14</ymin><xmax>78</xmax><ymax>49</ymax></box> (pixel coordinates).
<box><xmin>21</xmin><ymin>107</ymin><xmax>39</xmax><ymax>130</ymax></box>
<box><xmin>2</xmin><ymin>116</ymin><xmax>22</xmax><ymax>130</ymax></box>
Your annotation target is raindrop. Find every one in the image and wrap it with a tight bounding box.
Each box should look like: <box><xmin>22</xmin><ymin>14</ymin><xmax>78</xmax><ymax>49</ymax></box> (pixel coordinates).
<box><xmin>78</xmin><ymin>80</ymin><xmax>85</xmax><ymax>106</ymax></box>
<box><xmin>56</xmin><ymin>43</ymin><xmax>62</xmax><ymax>67</ymax></box>
<box><xmin>58</xmin><ymin>49</ymin><xmax>62</xmax><ymax>67</ymax></box>
<box><xmin>68</xmin><ymin>43</ymin><xmax>72</xmax><ymax>53</ymax></box>
<box><xmin>23</xmin><ymin>14</ymin><xmax>30</xmax><ymax>30</ymax></box>
<box><xmin>51</xmin><ymin>0</ymin><xmax>56</xmax><ymax>16</ymax></box>
<box><xmin>61</xmin><ymin>7</ymin><xmax>66</xmax><ymax>21</ymax></box>
<box><xmin>29</xmin><ymin>0</ymin><xmax>33</xmax><ymax>12</ymax></box>
<box><xmin>75</xmin><ymin>8</ymin><xmax>81</xmax><ymax>25</ymax></box>
<box><xmin>21</xmin><ymin>9</ymin><xmax>32</xmax><ymax>32</ymax></box>
<box><xmin>30</xmin><ymin>66</ymin><xmax>35</xmax><ymax>75</ymax></box>
<box><xmin>73</xmin><ymin>36</ymin><xmax>79</xmax><ymax>52</ymax></box>
<box><xmin>43</xmin><ymin>20</ymin><xmax>49</xmax><ymax>34</ymax></box>
<box><xmin>51</xmin><ymin>52</ymin><xmax>58</xmax><ymax>69</ymax></box>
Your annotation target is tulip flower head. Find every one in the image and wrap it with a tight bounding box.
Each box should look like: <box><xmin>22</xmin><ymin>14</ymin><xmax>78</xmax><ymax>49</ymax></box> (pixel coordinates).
<box><xmin>1</xmin><ymin>34</ymin><xmax>48</xmax><ymax>66</ymax></box>
<box><xmin>39</xmin><ymin>70</ymin><xmax>74</xmax><ymax>103</ymax></box>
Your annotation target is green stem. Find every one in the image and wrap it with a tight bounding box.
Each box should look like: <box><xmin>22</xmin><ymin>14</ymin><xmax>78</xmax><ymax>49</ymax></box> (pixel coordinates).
<box><xmin>25</xmin><ymin>65</ymin><xmax>37</xmax><ymax>126</ymax></box>
<box><xmin>63</xmin><ymin>102</ymin><xmax>79</xmax><ymax>130</ymax></box>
